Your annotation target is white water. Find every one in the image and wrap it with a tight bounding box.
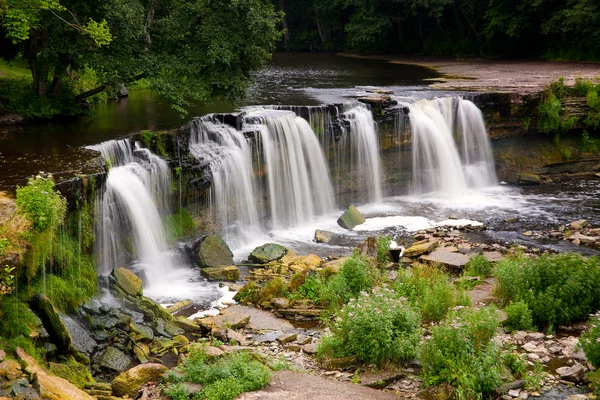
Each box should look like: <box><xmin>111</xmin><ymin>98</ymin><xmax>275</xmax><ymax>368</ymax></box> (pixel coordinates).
<box><xmin>339</xmin><ymin>104</ymin><xmax>383</xmax><ymax>202</ymax></box>
<box><xmin>408</xmin><ymin>97</ymin><xmax>497</xmax><ymax>196</ymax></box>
<box><xmin>252</xmin><ymin>110</ymin><xmax>336</xmax><ymax>229</ymax></box>
<box><xmin>189</xmin><ymin>118</ymin><xmax>262</xmax><ymax>247</ymax></box>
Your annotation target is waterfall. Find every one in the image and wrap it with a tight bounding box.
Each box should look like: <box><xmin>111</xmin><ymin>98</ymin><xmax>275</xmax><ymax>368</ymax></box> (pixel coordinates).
<box><xmin>338</xmin><ymin>104</ymin><xmax>383</xmax><ymax>202</ymax></box>
<box><xmin>408</xmin><ymin>97</ymin><xmax>497</xmax><ymax>196</ymax></box>
<box><xmin>88</xmin><ymin>139</ymin><xmax>177</xmax><ymax>284</ymax></box>
<box><xmin>250</xmin><ymin>110</ymin><xmax>336</xmax><ymax>229</ymax></box>
<box><xmin>189</xmin><ymin>118</ymin><xmax>262</xmax><ymax>246</ymax></box>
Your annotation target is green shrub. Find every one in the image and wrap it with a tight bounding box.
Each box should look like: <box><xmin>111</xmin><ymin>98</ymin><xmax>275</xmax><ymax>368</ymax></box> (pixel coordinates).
<box><xmin>166</xmin><ymin>345</ymin><xmax>270</xmax><ymax>400</ymax></box>
<box><xmin>494</xmin><ymin>253</ymin><xmax>600</xmax><ymax>330</ymax></box>
<box><xmin>376</xmin><ymin>235</ymin><xmax>391</xmax><ymax>266</ymax></box>
<box><xmin>538</xmin><ymin>93</ymin><xmax>562</xmax><ymax>134</ymax></box>
<box><xmin>465</xmin><ymin>254</ymin><xmax>493</xmax><ymax>278</ymax></box>
<box><xmin>580</xmin><ymin>312</ymin><xmax>600</xmax><ymax>368</ymax></box>
<box><xmin>0</xmin><ymin>297</ymin><xmax>40</xmax><ymax>339</ymax></box>
<box><xmin>321</xmin><ymin>253</ymin><xmax>377</xmax><ymax>309</ymax></box>
<box><xmin>420</xmin><ymin>307</ymin><xmax>503</xmax><ymax>399</ymax></box>
<box><xmin>16</xmin><ymin>177</ymin><xmax>66</xmax><ymax>232</ymax></box>
<box><xmin>317</xmin><ymin>287</ymin><xmax>421</xmax><ymax>365</ymax></box>
<box><xmin>504</xmin><ymin>301</ymin><xmax>534</xmax><ymax>331</ymax></box>
<box><xmin>289</xmin><ymin>273</ymin><xmax>326</xmax><ymax>304</ymax></box>
<box><xmin>395</xmin><ymin>264</ymin><xmax>470</xmax><ymax>322</ymax></box>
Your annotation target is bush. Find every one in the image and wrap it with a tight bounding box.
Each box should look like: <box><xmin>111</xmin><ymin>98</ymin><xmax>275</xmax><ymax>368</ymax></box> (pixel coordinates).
<box><xmin>420</xmin><ymin>307</ymin><xmax>503</xmax><ymax>399</ymax></box>
<box><xmin>395</xmin><ymin>264</ymin><xmax>470</xmax><ymax>322</ymax></box>
<box><xmin>504</xmin><ymin>301</ymin><xmax>534</xmax><ymax>331</ymax></box>
<box><xmin>317</xmin><ymin>287</ymin><xmax>421</xmax><ymax>365</ymax></box>
<box><xmin>321</xmin><ymin>253</ymin><xmax>378</xmax><ymax>310</ymax></box>
<box><xmin>465</xmin><ymin>254</ymin><xmax>493</xmax><ymax>278</ymax></box>
<box><xmin>376</xmin><ymin>235</ymin><xmax>391</xmax><ymax>266</ymax></box>
<box><xmin>165</xmin><ymin>345</ymin><xmax>270</xmax><ymax>400</ymax></box>
<box><xmin>580</xmin><ymin>311</ymin><xmax>600</xmax><ymax>368</ymax></box>
<box><xmin>16</xmin><ymin>176</ymin><xmax>66</xmax><ymax>232</ymax></box>
<box><xmin>494</xmin><ymin>253</ymin><xmax>600</xmax><ymax>330</ymax></box>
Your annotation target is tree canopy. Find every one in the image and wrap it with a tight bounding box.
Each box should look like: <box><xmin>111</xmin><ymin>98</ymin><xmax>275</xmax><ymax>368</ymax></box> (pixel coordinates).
<box><xmin>0</xmin><ymin>0</ymin><xmax>282</xmax><ymax>113</ymax></box>
<box><xmin>275</xmin><ymin>0</ymin><xmax>600</xmax><ymax>59</ymax></box>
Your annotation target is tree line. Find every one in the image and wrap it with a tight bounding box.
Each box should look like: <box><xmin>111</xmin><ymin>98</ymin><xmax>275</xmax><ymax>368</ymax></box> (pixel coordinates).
<box><xmin>275</xmin><ymin>0</ymin><xmax>600</xmax><ymax>60</ymax></box>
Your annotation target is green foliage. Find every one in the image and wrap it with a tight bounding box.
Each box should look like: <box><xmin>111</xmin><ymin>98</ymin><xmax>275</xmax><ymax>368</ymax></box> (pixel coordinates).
<box><xmin>0</xmin><ymin>265</ymin><xmax>15</xmax><ymax>298</ymax></box>
<box><xmin>494</xmin><ymin>253</ymin><xmax>600</xmax><ymax>330</ymax></box>
<box><xmin>580</xmin><ymin>311</ymin><xmax>600</xmax><ymax>368</ymax></box>
<box><xmin>395</xmin><ymin>264</ymin><xmax>470</xmax><ymax>322</ymax></box>
<box><xmin>321</xmin><ymin>253</ymin><xmax>377</xmax><ymax>310</ymax></box>
<box><xmin>289</xmin><ymin>273</ymin><xmax>326</xmax><ymax>304</ymax></box>
<box><xmin>318</xmin><ymin>287</ymin><xmax>421</xmax><ymax>365</ymax></box>
<box><xmin>502</xmin><ymin>350</ymin><xmax>527</xmax><ymax>379</ymax></box>
<box><xmin>504</xmin><ymin>301</ymin><xmax>534</xmax><ymax>331</ymax></box>
<box><xmin>464</xmin><ymin>254</ymin><xmax>493</xmax><ymax>278</ymax></box>
<box><xmin>537</xmin><ymin>93</ymin><xmax>562</xmax><ymax>134</ymax></box>
<box><xmin>165</xmin><ymin>208</ymin><xmax>196</xmax><ymax>241</ymax></box>
<box><xmin>376</xmin><ymin>235</ymin><xmax>391</xmax><ymax>266</ymax></box>
<box><xmin>16</xmin><ymin>177</ymin><xmax>66</xmax><ymax>232</ymax></box>
<box><xmin>166</xmin><ymin>345</ymin><xmax>271</xmax><ymax>400</ymax></box>
<box><xmin>0</xmin><ymin>296</ymin><xmax>40</xmax><ymax>339</ymax></box>
<box><xmin>420</xmin><ymin>307</ymin><xmax>503</xmax><ymax>399</ymax></box>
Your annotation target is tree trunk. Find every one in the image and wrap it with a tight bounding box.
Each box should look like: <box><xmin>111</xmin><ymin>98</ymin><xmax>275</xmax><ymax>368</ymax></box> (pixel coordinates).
<box><xmin>461</xmin><ymin>9</ymin><xmax>482</xmax><ymax>43</ymax></box>
<box><xmin>74</xmin><ymin>72</ymin><xmax>146</xmax><ymax>101</ymax></box>
<box><xmin>145</xmin><ymin>0</ymin><xmax>157</xmax><ymax>47</ymax></box>
<box><xmin>279</xmin><ymin>0</ymin><xmax>289</xmax><ymax>50</ymax></box>
<box><xmin>37</xmin><ymin>29</ymin><xmax>50</xmax><ymax>98</ymax></box>
<box><xmin>315</xmin><ymin>11</ymin><xmax>327</xmax><ymax>51</ymax></box>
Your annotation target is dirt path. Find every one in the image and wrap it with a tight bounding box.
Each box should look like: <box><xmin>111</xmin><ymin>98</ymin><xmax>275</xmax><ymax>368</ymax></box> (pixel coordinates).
<box><xmin>340</xmin><ymin>54</ymin><xmax>600</xmax><ymax>95</ymax></box>
<box><xmin>237</xmin><ymin>370</ymin><xmax>400</xmax><ymax>400</ymax></box>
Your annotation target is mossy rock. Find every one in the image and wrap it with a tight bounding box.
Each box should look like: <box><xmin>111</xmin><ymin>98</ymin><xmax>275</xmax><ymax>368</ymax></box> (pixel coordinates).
<box><xmin>112</xmin><ymin>267</ymin><xmax>143</xmax><ymax>297</ymax></box>
<box><xmin>48</xmin><ymin>358</ymin><xmax>94</xmax><ymax>389</ymax></box>
<box><xmin>29</xmin><ymin>294</ymin><xmax>72</xmax><ymax>354</ymax></box>
<box><xmin>336</xmin><ymin>205</ymin><xmax>366</xmax><ymax>230</ymax></box>
<box><xmin>249</xmin><ymin>243</ymin><xmax>289</xmax><ymax>263</ymax></box>
<box><xmin>111</xmin><ymin>363</ymin><xmax>168</xmax><ymax>397</ymax></box>
<box><xmin>196</xmin><ymin>235</ymin><xmax>234</xmax><ymax>267</ymax></box>
<box><xmin>201</xmin><ymin>266</ymin><xmax>240</xmax><ymax>281</ymax></box>
<box><xmin>130</xmin><ymin>322</ymin><xmax>154</xmax><ymax>342</ymax></box>
<box><xmin>99</xmin><ymin>347</ymin><xmax>130</xmax><ymax>372</ymax></box>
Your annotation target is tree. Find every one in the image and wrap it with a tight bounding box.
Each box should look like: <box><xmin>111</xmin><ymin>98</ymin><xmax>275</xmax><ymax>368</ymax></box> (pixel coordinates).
<box><xmin>0</xmin><ymin>0</ymin><xmax>282</xmax><ymax>113</ymax></box>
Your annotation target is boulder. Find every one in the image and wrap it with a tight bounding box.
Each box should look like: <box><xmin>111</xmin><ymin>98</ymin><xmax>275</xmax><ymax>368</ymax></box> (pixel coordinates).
<box><xmin>302</xmin><ymin>254</ymin><xmax>322</xmax><ymax>269</ymax></box>
<box><xmin>29</xmin><ymin>294</ymin><xmax>72</xmax><ymax>354</ymax></box>
<box><xmin>355</xmin><ymin>236</ymin><xmax>378</xmax><ymax>258</ymax></box>
<box><xmin>60</xmin><ymin>315</ymin><xmax>97</xmax><ymax>356</ymax></box>
<box><xmin>195</xmin><ymin>235</ymin><xmax>234</xmax><ymax>267</ymax></box>
<box><xmin>417</xmin><ymin>383</ymin><xmax>456</xmax><ymax>400</ymax></box>
<box><xmin>201</xmin><ymin>266</ymin><xmax>240</xmax><ymax>281</ymax></box>
<box><xmin>277</xmin><ymin>333</ymin><xmax>297</xmax><ymax>344</ymax></box>
<box><xmin>314</xmin><ymin>230</ymin><xmax>335</xmax><ymax>243</ymax></box>
<box><xmin>9</xmin><ymin>378</ymin><xmax>39</xmax><ymax>399</ymax></box>
<box><xmin>99</xmin><ymin>347</ymin><xmax>131</xmax><ymax>372</ymax></box>
<box><xmin>515</xmin><ymin>173</ymin><xmax>541</xmax><ymax>185</ymax></box>
<box><xmin>420</xmin><ymin>248</ymin><xmax>471</xmax><ymax>269</ymax></box>
<box><xmin>0</xmin><ymin>359</ymin><xmax>23</xmax><ymax>380</ymax></box>
<box><xmin>15</xmin><ymin>347</ymin><xmax>94</xmax><ymax>400</ymax></box>
<box><xmin>249</xmin><ymin>243</ymin><xmax>289</xmax><ymax>264</ymax></box>
<box><xmin>131</xmin><ymin>322</ymin><xmax>154</xmax><ymax>341</ymax></box>
<box><xmin>112</xmin><ymin>267</ymin><xmax>143</xmax><ymax>297</ymax></box>
<box><xmin>48</xmin><ymin>358</ymin><xmax>94</xmax><ymax>389</ymax></box>
<box><xmin>404</xmin><ymin>240</ymin><xmax>439</xmax><ymax>258</ymax></box>
<box><xmin>556</xmin><ymin>362</ymin><xmax>585</xmax><ymax>383</ymax></box>
<box><xmin>111</xmin><ymin>363</ymin><xmax>168</xmax><ymax>397</ymax></box>
<box><xmin>569</xmin><ymin>220</ymin><xmax>588</xmax><ymax>231</ymax></box>
<box><xmin>336</xmin><ymin>205</ymin><xmax>366</xmax><ymax>230</ymax></box>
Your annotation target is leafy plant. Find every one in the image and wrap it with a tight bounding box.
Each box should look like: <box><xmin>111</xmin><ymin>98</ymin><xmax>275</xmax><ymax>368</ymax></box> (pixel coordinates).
<box><xmin>580</xmin><ymin>311</ymin><xmax>600</xmax><ymax>368</ymax></box>
<box><xmin>16</xmin><ymin>176</ymin><xmax>66</xmax><ymax>232</ymax></box>
<box><xmin>376</xmin><ymin>235</ymin><xmax>391</xmax><ymax>266</ymax></box>
<box><xmin>420</xmin><ymin>307</ymin><xmax>503</xmax><ymax>399</ymax></box>
<box><xmin>318</xmin><ymin>287</ymin><xmax>421</xmax><ymax>365</ymax></box>
<box><xmin>504</xmin><ymin>301</ymin><xmax>534</xmax><ymax>331</ymax></box>
<box><xmin>494</xmin><ymin>253</ymin><xmax>600</xmax><ymax>330</ymax></box>
<box><xmin>464</xmin><ymin>254</ymin><xmax>493</xmax><ymax>278</ymax></box>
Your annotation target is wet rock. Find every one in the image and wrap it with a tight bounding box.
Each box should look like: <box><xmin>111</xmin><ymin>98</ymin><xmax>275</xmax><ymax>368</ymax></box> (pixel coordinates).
<box><xmin>516</xmin><ymin>173</ymin><xmax>541</xmax><ymax>185</ymax></box>
<box><xmin>48</xmin><ymin>358</ymin><xmax>94</xmax><ymax>389</ymax></box>
<box><xmin>404</xmin><ymin>240</ymin><xmax>439</xmax><ymax>257</ymax></box>
<box><xmin>174</xmin><ymin>317</ymin><xmax>202</xmax><ymax>333</ymax></box>
<box><xmin>249</xmin><ymin>243</ymin><xmax>290</xmax><ymax>263</ymax></box>
<box><xmin>277</xmin><ymin>333</ymin><xmax>297</xmax><ymax>344</ymax></box>
<box><xmin>111</xmin><ymin>363</ymin><xmax>168</xmax><ymax>397</ymax></box>
<box><xmin>9</xmin><ymin>378</ymin><xmax>40</xmax><ymax>399</ymax></box>
<box><xmin>420</xmin><ymin>248</ymin><xmax>471</xmax><ymax>269</ymax></box>
<box><xmin>201</xmin><ymin>266</ymin><xmax>240</xmax><ymax>281</ymax></box>
<box><xmin>336</xmin><ymin>205</ymin><xmax>365</xmax><ymax>230</ymax></box>
<box><xmin>569</xmin><ymin>220</ymin><xmax>588</xmax><ymax>231</ymax></box>
<box><xmin>355</xmin><ymin>236</ymin><xmax>378</xmax><ymax>258</ymax></box>
<box><xmin>314</xmin><ymin>230</ymin><xmax>335</xmax><ymax>243</ymax></box>
<box><xmin>0</xmin><ymin>359</ymin><xmax>23</xmax><ymax>380</ymax></box>
<box><xmin>131</xmin><ymin>322</ymin><xmax>154</xmax><ymax>341</ymax></box>
<box><xmin>16</xmin><ymin>347</ymin><xmax>94</xmax><ymax>400</ymax></box>
<box><xmin>60</xmin><ymin>315</ymin><xmax>97</xmax><ymax>356</ymax></box>
<box><xmin>99</xmin><ymin>347</ymin><xmax>130</xmax><ymax>372</ymax></box>
<box><xmin>154</xmin><ymin>318</ymin><xmax>185</xmax><ymax>338</ymax></box>
<box><xmin>166</xmin><ymin>300</ymin><xmax>192</xmax><ymax>314</ymax></box>
<box><xmin>556</xmin><ymin>362</ymin><xmax>585</xmax><ymax>383</ymax></box>
<box><xmin>112</xmin><ymin>267</ymin><xmax>143</xmax><ymax>297</ymax></box>
<box><xmin>133</xmin><ymin>343</ymin><xmax>150</xmax><ymax>364</ymax></box>
<box><xmin>417</xmin><ymin>382</ymin><xmax>456</xmax><ymax>400</ymax></box>
<box><xmin>195</xmin><ymin>235</ymin><xmax>234</xmax><ymax>267</ymax></box>
<box><xmin>29</xmin><ymin>294</ymin><xmax>72</xmax><ymax>354</ymax></box>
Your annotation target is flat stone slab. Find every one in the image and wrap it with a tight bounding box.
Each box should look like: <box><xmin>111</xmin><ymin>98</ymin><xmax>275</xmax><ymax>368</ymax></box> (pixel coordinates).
<box><xmin>237</xmin><ymin>370</ymin><xmax>399</xmax><ymax>400</ymax></box>
<box><xmin>420</xmin><ymin>248</ymin><xmax>471</xmax><ymax>269</ymax></box>
<box><xmin>483</xmin><ymin>251</ymin><xmax>504</xmax><ymax>262</ymax></box>
<box><xmin>217</xmin><ymin>305</ymin><xmax>293</xmax><ymax>331</ymax></box>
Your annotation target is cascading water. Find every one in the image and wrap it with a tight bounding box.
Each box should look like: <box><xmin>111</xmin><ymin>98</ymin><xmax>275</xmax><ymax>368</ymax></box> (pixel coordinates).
<box><xmin>407</xmin><ymin>97</ymin><xmax>497</xmax><ymax>196</ymax></box>
<box><xmin>249</xmin><ymin>110</ymin><xmax>336</xmax><ymax>230</ymax></box>
<box><xmin>89</xmin><ymin>139</ymin><xmax>221</xmax><ymax>304</ymax></box>
<box><xmin>338</xmin><ymin>104</ymin><xmax>383</xmax><ymax>202</ymax></box>
<box><xmin>189</xmin><ymin>118</ymin><xmax>262</xmax><ymax>246</ymax></box>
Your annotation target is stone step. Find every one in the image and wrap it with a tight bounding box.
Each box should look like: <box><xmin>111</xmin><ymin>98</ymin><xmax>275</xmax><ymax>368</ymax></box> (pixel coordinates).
<box><xmin>86</xmin><ymin>389</ymin><xmax>113</xmax><ymax>396</ymax></box>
